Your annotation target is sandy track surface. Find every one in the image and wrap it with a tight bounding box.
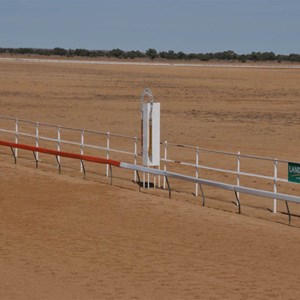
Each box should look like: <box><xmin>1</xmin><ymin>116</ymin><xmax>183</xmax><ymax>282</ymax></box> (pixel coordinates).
<box><xmin>1</xmin><ymin>59</ymin><xmax>300</xmax><ymax>299</ymax></box>
<box><xmin>1</xmin><ymin>161</ymin><xmax>300</xmax><ymax>299</ymax></box>
<box><xmin>0</xmin><ymin>59</ymin><xmax>299</xmax><ymax>157</ymax></box>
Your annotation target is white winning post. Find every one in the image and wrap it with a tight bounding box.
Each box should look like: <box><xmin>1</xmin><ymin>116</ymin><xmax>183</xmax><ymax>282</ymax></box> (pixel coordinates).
<box><xmin>142</xmin><ymin>102</ymin><xmax>160</xmax><ymax>166</ymax></box>
<box><xmin>140</xmin><ymin>89</ymin><xmax>160</xmax><ymax>167</ymax></box>
<box><xmin>140</xmin><ymin>88</ymin><xmax>161</xmax><ymax>187</ymax></box>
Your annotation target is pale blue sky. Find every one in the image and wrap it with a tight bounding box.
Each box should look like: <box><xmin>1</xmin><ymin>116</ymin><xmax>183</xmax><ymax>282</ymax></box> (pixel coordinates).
<box><xmin>0</xmin><ymin>0</ymin><xmax>299</xmax><ymax>54</ymax></box>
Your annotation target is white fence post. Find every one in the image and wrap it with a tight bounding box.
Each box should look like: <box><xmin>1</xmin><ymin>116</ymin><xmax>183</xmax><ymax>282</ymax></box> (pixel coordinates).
<box><xmin>106</xmin><ymin>132</ymin><xmax>110</xmax><ymax>177</ymax></box>
<box><xmin>35</xmin><ymin>122</ymin><xmax>39</xmax><ymax>161</ymax></box>
<box><xmin>273</xmin><ymin>159</ymin><xmax>278</xmax><ymax>213</ymax></box>
<box><xmin>158</xmin><ymin>142</ymin><xmax>161</xmax><ymax>188</ymax></box>
<box><xmin>15</xmin><ymin>118</ymin><xmax>19</xmax><ymax>157</ymax></box>
<box><xmin>195</xmin><ymin>147</ymin><xmax>199</xmax><ymax>197</ymax></box>
<box><xmin>143</xmin><ymin>171</ymin><xmax>146</xmax><ymax>188</ymax></box>
<box><xmin>57</xmin><ymin>126</ymin><xmax>61</xmax><ymax>164</ymax></box>
<box><xmin>237</xmin><ymin>151</ymin><xmax>241</xmax><ymax>201</ymax></box>
<box><xmin>80</xmin><ymin>130</ymin><xmax>84</xmax><ymax>172</ymax></box>
<box><xmin>158</xmin><ymin>164</ymin><xmax>161</xmax><ymax>188</ymax></box>
<box><xmin>134</xmin><ymin>137</ymin><xmax>137</xmax><ymax>182</ymax></box>
<box><xmin>163</xmin><ymin>140</ymin><xmax>167</xmax><ymax>189</ymax></box>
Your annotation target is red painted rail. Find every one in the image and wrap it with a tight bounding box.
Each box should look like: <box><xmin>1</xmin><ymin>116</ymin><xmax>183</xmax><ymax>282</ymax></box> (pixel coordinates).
<box><xmin>0</xmin><ymin>140</ymin><xmax>121</xmax><ymax>167</ymax></box>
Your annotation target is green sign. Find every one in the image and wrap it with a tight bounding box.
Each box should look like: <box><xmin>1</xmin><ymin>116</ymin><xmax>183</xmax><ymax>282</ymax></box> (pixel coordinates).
<box><xmin>288</xmin><ymin>162</ymin><xmax>300</xmax><ymax>183</ymax></box>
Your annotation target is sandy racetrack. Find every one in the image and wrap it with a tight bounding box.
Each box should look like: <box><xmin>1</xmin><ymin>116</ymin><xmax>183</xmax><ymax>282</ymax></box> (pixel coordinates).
<box><xmin>1</xmin><ymin>58</ymin><xmax>300</xmax><ymax>299</ymax></box>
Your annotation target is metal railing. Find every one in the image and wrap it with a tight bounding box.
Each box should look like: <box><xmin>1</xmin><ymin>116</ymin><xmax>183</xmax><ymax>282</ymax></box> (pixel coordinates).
<box><xmin>0</xmin><ymin>116</ymin><xmax>139</xmax><ymax>181</ymax></box>
<box><xmin>0</xmin><ymin>116</ymin><xmax>299</xmax><ymax>215</ymax></box>
<box><xmin>161</xmin><ymin>141</ymin><xmax>300</xmax><ymax>213</ymax></box>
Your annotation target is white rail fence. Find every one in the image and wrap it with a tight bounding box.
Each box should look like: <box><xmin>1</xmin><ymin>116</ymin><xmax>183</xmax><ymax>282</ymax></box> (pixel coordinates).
<box><xmin>0</xmin><ymin>116</ymin><xmax>139</xmax><ymax>179</ymax></box>
<box><xmin>0</xmin><ymin>116</ymin><xmax>299</xmax><ymax>216</ymax></box>
<box><xmin>161</xmin><ymin>141</ymin><xmax>300</xmax><ymax>214</ymax></box>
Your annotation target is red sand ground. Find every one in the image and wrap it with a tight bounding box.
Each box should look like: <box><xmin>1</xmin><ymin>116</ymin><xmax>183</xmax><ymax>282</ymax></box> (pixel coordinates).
<box><xmin>1</xmin><ymin>59</ymin><xmax>300</xmax><ymax>299</ymax></box>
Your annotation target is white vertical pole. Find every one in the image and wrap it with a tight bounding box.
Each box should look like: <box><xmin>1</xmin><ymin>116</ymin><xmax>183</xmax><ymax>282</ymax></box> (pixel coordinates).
<box><xmin>163</xmin><ymin>140</ymin><xmax>167</xmax><ymax>189</ymax></box>
<box><xmin>195</xmin><ymin>147</ymin><xmax>199</xmax><ymax>197</ymax></box>
<box><xmin>237</xmin><ymin>151</ymin><xmax>241</xmax><ymax>201</ymax></box>
<box><xmin>35</xmin><ymin>122</ymin><xmax>39</xmax><ymax>161</ymax></box>
<box><xmin>158</xmin><ymin>142</ymin><xmax>161</xmax><ymax>188</ymax></box>
<box><xmin>158</xmin><ymin>165</ymin><xmax>161</xmax><ymax>188</ymax></box>
<box><xmin>80</xmin><ymin>130</ymin><xmax>84</xmax><ymax>172</ymax></box>
<box><xmin>134</xmin><ymin>137</ymin><xmax>137</xmax><ymax>182</ymax></box>
<box><xmin>15</xmin><ymin>118</ymin><xmax>19</xmax><ymax>157</ymax></box>
<box><xmin>106</xmin><ymin>132</ymin><xmax>110</xmax><ymax>177</ymax></box>
<box><xmin>273</xmin><ymin>159</ymin><xmax>278</xmax><ymax>213</ymax></box>
<box><xmin>57</xmin><ymin>126</ymin><xmax>61</xmax><ymax>164</ymax></box>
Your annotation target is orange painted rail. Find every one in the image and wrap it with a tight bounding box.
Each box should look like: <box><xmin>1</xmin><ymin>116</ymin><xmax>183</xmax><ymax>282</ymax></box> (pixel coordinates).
<box><xmin>0</xmin><ymin>140</ymin><xmax>121</xmax><ymax>167</ymax></box>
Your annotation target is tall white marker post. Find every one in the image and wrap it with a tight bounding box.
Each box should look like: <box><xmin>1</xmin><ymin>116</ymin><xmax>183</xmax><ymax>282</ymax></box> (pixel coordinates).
<box><xmin>140</xmin><ymin>88</ymin><xmax>160</xmax><ymax>188</ymax></box>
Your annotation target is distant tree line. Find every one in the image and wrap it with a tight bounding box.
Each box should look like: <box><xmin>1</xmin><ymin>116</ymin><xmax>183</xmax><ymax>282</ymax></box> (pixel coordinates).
<box><xmin>0</xmin><ymin>47</ymin><xmax>299</xmax><ymax>63</ymax></box>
